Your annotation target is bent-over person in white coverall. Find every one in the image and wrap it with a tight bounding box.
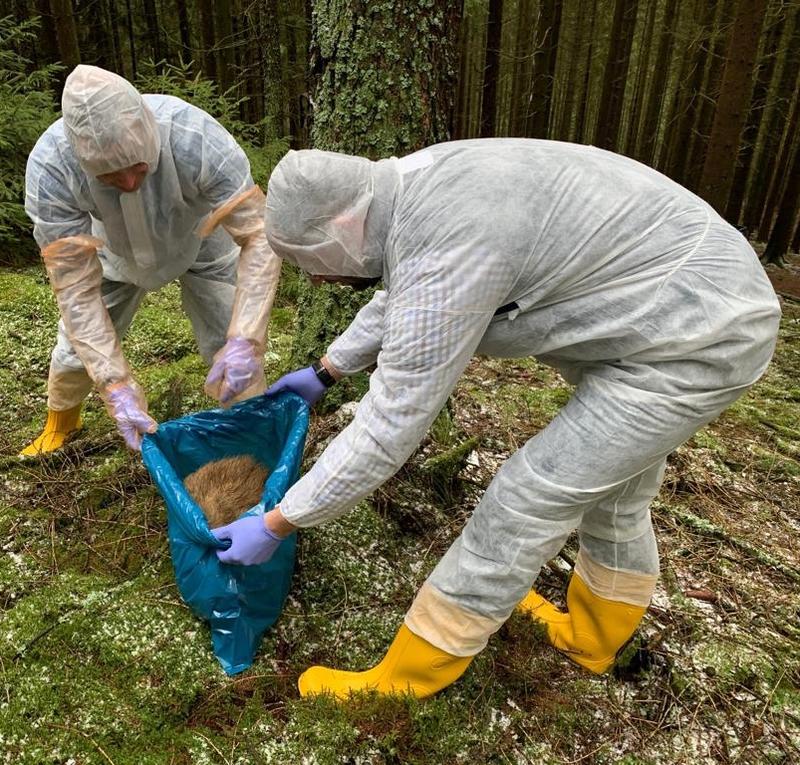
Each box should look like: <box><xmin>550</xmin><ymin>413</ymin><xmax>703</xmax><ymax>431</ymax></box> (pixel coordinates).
<box><xmin>21</xmin><ymin>64</ymin><xmax>281</xmax><ymax>455</ymax></box>
<box><xmin>211</xmin><ymin>139</ymin><xmax>781</xmax><ymax>699</ymax></box>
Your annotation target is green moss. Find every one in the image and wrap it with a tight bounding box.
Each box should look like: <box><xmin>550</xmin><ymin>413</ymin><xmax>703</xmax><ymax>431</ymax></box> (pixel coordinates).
<box><xmin>519</xmin><ymin>385</ymin><xmax>572</xmax><ymax>417</ymax></box>
<box><xmin>420</xmin><ymin>436</ymin><xmax>480</xmax><ymax>505</ymax></box>
<box><xmin>0</xmin><ymin>581</ymin><xmax>216</xmax><ymax>764</ymax></box>
<box><xmin>139</xmin><ymin>355</ymin><xmax>213</xmax><ymax>422</ymax></box>
<box><xmin>694</xmin><ymin>641</ymin><xmax>778</xmax><ymax>692</ymax></box>
<box><xmin>691</xmin><ymin>428</ymin><xmax>723</xmax><ymax>451</ymax></box>
<box><xmin>429</xmin><ymin>405</ymin><xmax>459</xmax><ymax>448</ymax></box>
<box><xmin>289</xmin><ymin>281</ymin><xmax>372</xmax><ymax>411</ymax></box>
<box><xmin>121</xmin><ymin>285</ymin><xmax>195</xmax><ymax>367</ymax></box>
<box><xmin>724</xmin><ymin>321</ymin><xmax>800</xmax><ymax>450</ymax></box>
<box><xmin>286</xmin><ymin>502</ymin><xmax>418</xmax><ymax>669</ymax></box>
<box><xmin>751</xmin><ymin>445</ymin><xmax>800</xmax><ymax>478</ymax></box>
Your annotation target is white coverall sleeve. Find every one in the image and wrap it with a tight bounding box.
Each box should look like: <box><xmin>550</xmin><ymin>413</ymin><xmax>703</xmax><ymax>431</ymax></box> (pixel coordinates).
<box><xmin>280</xmin><ymin>250</ymin><xmax>512</xmax><ymax>527</ymax></box>
<box><xmin>25</xmin><ymin>140</ymin><xmax>91</xmax><ymax>247</ymax></box>
<box><xmin>170</xmin><ymin>104</ymin><xmax>255</xmax><ymax>207</ymax></box>
<box><xmin>176</xmin><ymin>107</ymin><xmax>280</xmax><ymax>346</ymax></box>
<box><xmin>326</xmin><ymin>290</ymin><xmax>388</xmax><ymax>375</ymax></box>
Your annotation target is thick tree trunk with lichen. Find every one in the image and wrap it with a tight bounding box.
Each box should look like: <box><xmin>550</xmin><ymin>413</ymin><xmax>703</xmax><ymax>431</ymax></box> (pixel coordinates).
<box><xmin>308</xmin><ymin>0</ymin><xmax>460</xmax><ymax>157</ymax></box>
<box><xmin>289</xmin><ymin>0</ymin><xmax>461</xmax><ymax>409</ymax></box>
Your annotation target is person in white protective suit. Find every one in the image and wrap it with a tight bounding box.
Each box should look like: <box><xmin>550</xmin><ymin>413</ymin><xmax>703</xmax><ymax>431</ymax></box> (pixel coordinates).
<box><xmin>210</xmin><ymin>139</ymin><xmax>781</xmax><ymax>699</ymax></box>
<box><xmin>21</xmin><ymin>65</ymin><xmax>281</xmax><ymax>455</ymax></box>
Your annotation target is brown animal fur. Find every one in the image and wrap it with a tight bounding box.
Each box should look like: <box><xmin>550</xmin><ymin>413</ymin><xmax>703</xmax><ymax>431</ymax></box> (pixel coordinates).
<box><xmin>184</xmin><ymin>455</ymin><xmax>270</xmax><ymax>529</ymax></box>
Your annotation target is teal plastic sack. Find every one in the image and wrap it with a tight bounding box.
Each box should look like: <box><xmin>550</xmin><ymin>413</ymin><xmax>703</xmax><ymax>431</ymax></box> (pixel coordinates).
<box><xmin>141</xmin><ymin>392</ymin><xmax>309</xmax><ymax>675</ymax></box>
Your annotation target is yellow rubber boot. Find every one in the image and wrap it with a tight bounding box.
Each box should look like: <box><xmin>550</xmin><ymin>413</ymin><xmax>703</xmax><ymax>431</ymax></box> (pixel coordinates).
<box><xmin>298</xmin><ymin>624</ymin><xmax>474</xmax><ymax>700</ymax></box>
<box><xmin>517</xmin><ymin>573</ymin><xmax>646</xmax><ymax>674</ymax></box>
<box><xmin>19</xmin><ymin>405</ymin><xmax>83</xmax><ymax>457</ymax></box>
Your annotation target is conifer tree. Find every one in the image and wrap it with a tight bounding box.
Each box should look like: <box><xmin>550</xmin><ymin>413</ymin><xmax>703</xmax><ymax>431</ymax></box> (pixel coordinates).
<box><xmin>289</xmin><ymin>0</ymin><xmax>461</xmax><ymax>408</ymax></box>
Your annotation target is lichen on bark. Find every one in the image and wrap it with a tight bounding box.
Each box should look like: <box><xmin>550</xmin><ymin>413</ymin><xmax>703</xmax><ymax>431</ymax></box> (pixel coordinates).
<box><xmin>290</xmin><ymin>0</ymin><xmax>461</xmax><ymax>407</ymax></box>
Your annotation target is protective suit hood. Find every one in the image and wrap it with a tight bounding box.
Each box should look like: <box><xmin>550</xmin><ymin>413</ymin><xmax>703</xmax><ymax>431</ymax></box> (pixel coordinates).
<box><xmin>62</xmin><ymin>65</ymin><xmax>161</xmax><ymax>177</ymax></box>
<box><xmin>265</xmin><ymin>149</ymin><xmax>399</xmax><ymax>279</ymax></box>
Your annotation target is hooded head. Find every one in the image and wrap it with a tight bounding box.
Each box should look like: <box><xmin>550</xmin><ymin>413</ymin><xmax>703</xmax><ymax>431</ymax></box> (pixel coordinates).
<box><xmin>265</xmin><ymin>149</ymin><xmax>397</xmax><ymax>279</ymax></box>
<box><xmin>62</xmin><ymin>65</ymin><xmax>161</xmax><ymax>177</ymax></box>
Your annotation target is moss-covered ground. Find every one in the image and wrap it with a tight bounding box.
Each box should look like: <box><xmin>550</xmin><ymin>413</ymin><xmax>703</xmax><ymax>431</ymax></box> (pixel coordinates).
<box><xmin>1</xmin><ymin>265</ymin><xmax>798</xmax><ymax>764</ymax></box>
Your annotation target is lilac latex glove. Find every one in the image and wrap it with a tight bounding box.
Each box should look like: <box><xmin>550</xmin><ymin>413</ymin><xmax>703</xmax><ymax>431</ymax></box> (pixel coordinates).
<box><xmin>205</xmin><ymin>337</ymin><xmax>263</xmax><ymax>405</ymax></box>
<box><xmin>266</xmin><ymin>366</ymin><xmax>326</xmax><ymax>407</ymax></box>
<box><xmin>211</xmin><ymin>512</ymin><xmax>285</xmax><ymax>566</ymax></box>
<box><xmin>102</xmin><ymin>382</ymin><xmax>158</xmax><ymax>451</ymax></box>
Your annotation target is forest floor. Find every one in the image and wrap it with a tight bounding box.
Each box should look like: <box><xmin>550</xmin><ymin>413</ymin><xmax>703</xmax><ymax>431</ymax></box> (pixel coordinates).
<box><xmin>1</xmin><ymin>262</ymin><xmax>799</xmax><ymax>765</ymax></box>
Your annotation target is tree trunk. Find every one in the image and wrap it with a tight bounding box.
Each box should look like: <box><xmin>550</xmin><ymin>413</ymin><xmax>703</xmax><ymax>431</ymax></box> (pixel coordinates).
<box><xmin>758</xmin><ymin>85</ymin><xmax>800</xmax><ymax>243</ymax></box>
<box><xmin>49</xmin><ymin>0</ymin><xmax>81</xmax><ymax>72</ymax></box>
<box><xmin>309</xmin><ymin>0</ymin><xmax>461</xmax><ymax>157</ymax></box>
<box><xmin>36</xmin><ymin>0</ymin><xmax>60</xmax><ymax>69</ymax></box>
<box><xmin>142</xmin><ymin>0</ymin><xmax>162</xmax><ymax>64</ymax></box>
<box><xmin>480</xmin><ymin>0</ymin><xmax>504</xmax><ymax>137</ymax></box>
<box><xmin>509</xmin><ymin>0</ymin><xmax>536</xmax><ymax>136</ymax></box>
<box><xmin>175</xmin><ymin>0</ymin><xmax>192</xmax><ymax>64</ymax></box>
<box><xmin>214</xmin><ymin>0</ymin><xmax>235</xmax><ymax>93</ymax></box>
<box><xmin>651</xmin><ymin>0</ymin><xmax>694</xmax><ymax>171</ymax></box>
<box><xmin>453</xmin><ymin>2</ymin><xmax>472</xmax><ymax>139</ymax></box>
<box><xmin>763</xmin><ymin>98</ymin><xmax>800</xmax><ymax>264</ymax></box>
<box><xmin>124</xmin><ymin>0</ymin><xmax>137</xmax><ymax>79</ymax></box>
<box><xmin>594</xmin><ymin>0</ymin><xmax>637</xmax><ymax>151</ymax></box>
<box><xmin>107</xmin><ymin>0</ymin><xmax>125</xmax><ymax>74</ymax></box>
<box><xmin>750</xmin><ymin>7</ymin><xmax>800</xmax><ymax>237</ymax></box>
<box><xmin>622</xmin><ymin>0</ymin><xmax>657</xmax><ymax>157</ymax></box>
<box><xmin>293</xmin><ymin>0</ymin><xmax>462</xmax><ymax>408</ymax></box>
<box><xmin>262</xmin><ymin>0</ymin><xmax>286</xmax><ymax>138</ymax></box>
<box><xmin>527</xmin><ymin>0</ymin><xmax>562</xmax><ymax>138</ymax></box>
<box><xmin>681</xmin><ymin>0</ymin><xmax>732</xmax><ymax>191</ymax></box>
<box><xmin>724</xmin><ymin>2</ymin><xmax>783</xmax><ymax>227</ymax></box>
<box><xmin>549</xmin><ymin>0</ymin><xmax>580</xmax><ymax>140</ymax></box>
<box><xmin>456</xmin><ymin>1</ymin><xmax>490</xmax><ymax>139</ymax></box>
<box><xmin>662</xmin><ymin>0</ymin><xmax>707</xmax><ymax>181</ymax></box>
<box><xmin>638</xmin><ymin>0</ymin><xmax>678</xmax><ymax>164</ymax></box>
<box><xmin>94</xmin><ymin>0</ymin><xmax>115</xmax><ymax>70</ymax></box>
<box><xmin>198</xmin><ymin>0</ymin><xmax>217</xmax><ymax>80</ymax></box>
<box><xmin>290</xmin><ymin>0</ymin><xmax>312</xmax><ymax>148</ymax></box>
<box><xmin>698</xmin><ymin>0</ymin><xmax>768</xmax><ymax>217</ymax></box>
<box><xmin>571</xmin><ymin>0</ymin><xmax>597</xmax><ymax>142</ymax></box>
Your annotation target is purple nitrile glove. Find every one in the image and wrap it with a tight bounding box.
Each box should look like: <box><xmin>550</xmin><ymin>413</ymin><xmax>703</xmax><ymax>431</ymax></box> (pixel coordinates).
<box><xmin>211</xmin><ymin>512</ymin><xmax>285</xmax><ymax>566</ymax></box>
<box><xmin>266</xmin><ymin>365</ymin><xmax>326</xmax><ymax>407</ymax></box>
<box><xmin>205</xmin><ymin>337</ymin><xmax>263</xmax><ymax>405</ymax></box>
<box><xmin>102</xmin><ymin>383</ymin><xmax>158</xmax><ymax>451</ymax></box>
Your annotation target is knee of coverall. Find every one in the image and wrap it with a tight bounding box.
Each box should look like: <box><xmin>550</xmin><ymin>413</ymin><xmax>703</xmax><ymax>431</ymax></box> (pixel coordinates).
<box><xmin>454</xmin><ymin>443</ymin><xmax>602</xmax><ymax>581</ymax></box>
<box><xmin>579</xmin><ymin>529</ymin><xmax>660</xmax><ymax>576</ymax></box>
<box><xmin>51</xmin><ymin>319</ymin><xmax>86</xmax><ymax>372</ymax></box>
<box><xmin>578</xmin><ymin>459</ymin><xmax>667</xmax><ymax>543</ymax></box>
<box><xmin>179</xmin><ymin>238</ymin><xmax>238</xmax><ymax>364</ymax></box>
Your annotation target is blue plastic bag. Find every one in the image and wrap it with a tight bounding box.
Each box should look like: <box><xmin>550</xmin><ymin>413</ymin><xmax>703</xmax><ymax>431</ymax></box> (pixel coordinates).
<box><xmin>141</xmin><ymin>391</ymin><xmax>309</xmax><ymax>675</ymax></box>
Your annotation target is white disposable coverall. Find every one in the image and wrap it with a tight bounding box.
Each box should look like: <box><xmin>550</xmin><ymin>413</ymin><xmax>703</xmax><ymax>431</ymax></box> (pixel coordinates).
<box><xmin>26</xmin><ymin>68</ymin><xmax>258</xmax><ymax>410</ymax></box>
<box><xmin>265</xmin><ymin>139</ymin><xmax>781</xmax><ymax>656</ymax></box>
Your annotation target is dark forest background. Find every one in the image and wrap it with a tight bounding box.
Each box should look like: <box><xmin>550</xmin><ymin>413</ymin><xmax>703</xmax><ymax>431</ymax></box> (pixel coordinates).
<box><xmin>1</xmin><ymin>0</ymin><xmax>799</xmax><ymax>266</ymax></box>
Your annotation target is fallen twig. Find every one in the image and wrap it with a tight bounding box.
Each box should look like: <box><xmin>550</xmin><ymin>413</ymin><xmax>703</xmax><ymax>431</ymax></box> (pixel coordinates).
<box><xmin>662</xmin><ymin>505</ymin><xmax>800</xmax><ymax>584</ymax></box>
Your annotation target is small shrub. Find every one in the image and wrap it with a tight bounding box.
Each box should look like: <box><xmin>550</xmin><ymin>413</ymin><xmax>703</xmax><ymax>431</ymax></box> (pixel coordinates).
<box><xmin>135</xmin><ymin>59</ymin><xmax>289</xmax><ymax>188</ymax></box>
<box><xmin>0</xmin><ymin>16</ymin><xmax>60</xmax><ymax>264</ymax></box>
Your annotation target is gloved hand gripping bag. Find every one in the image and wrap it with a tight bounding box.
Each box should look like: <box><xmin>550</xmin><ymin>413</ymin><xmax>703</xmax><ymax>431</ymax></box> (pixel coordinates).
<box><xmin>140</xmin><ymin>391</ymin><xmax>309</xmax><ymax>675</ymax></box>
